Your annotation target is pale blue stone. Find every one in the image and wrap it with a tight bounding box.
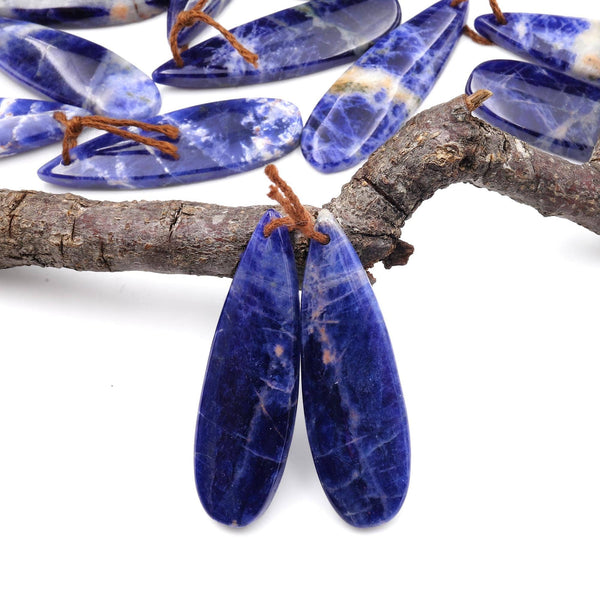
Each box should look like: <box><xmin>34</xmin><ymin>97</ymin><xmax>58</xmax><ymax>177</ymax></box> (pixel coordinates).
<box><xmin>301</xmin><ymin>0</ymin><xmax>468</xmax><ymax>173</ymax></box>
<box><xmin>0</xmin><ymin>1</ymin><xmax>168</xmax><ymax>27</ymax></box>
<box><xmin>0</xmin><ymin>17</ymin><xmax>161</xmax><ymax>119</ymax></box>
<box><xmin>37</xmin><ymin>98</ymin><xmax>303</xmax><ymax>189</ymax></box>
<box><xmin>475</xmin><ymin>13</ymin><xmax>600</xmax><ymax>86</ymax></box>
<box><xmin>301</xmin><ymin>210</ymin><xmax>410</xmax><ymax>527</ymax></box>
<box><xmin>195</xmin><ymin>210</ymin><xmax>300</xmax><ymax>527</ymax></box>
<box><xmin>466</xmin><ymin>59</ymin><xmax>600</xmax><ymax>162</ymax></box>
<box><xmin>0</xmin><ymin>98</ymin><xmax>89</xmax><ymax>157</ymax></box>
<box><xmin>167</xmin><ymin>0</ymin><xmax>231</xmax><ymax>48</ymax></box>
<box><xmin>153</xmin><ymin>0</ymin><xmax>401</xmax><ymax>88</ymax></box>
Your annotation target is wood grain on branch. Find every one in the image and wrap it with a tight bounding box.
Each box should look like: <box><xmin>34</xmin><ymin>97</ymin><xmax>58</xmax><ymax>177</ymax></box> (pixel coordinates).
<box><xmin>2</xmin><ymin>92</ymin><xmax>600</xmax><ymax>278</ymax></box>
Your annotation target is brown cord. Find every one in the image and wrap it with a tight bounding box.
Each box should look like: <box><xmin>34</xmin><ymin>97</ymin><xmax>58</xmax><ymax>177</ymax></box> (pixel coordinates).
<box><xmin>169</xmin><ymin>0</ymin><xmax>259</xmax><ymax>68</ymax></box>
<box><xmin>462</xmin><ymin>24</ymin><xmax>495</xmax><ymax>45</ymax></box>
<box><xmin>53</xmin><ymin>112</ymin><xmax>180</xmax><ymax>166</ymax></box>
<box><xmin>489</xmin><ymin>0</ymin><xmax>507</xmax><ymax>25</ymax></box>
<box><xmin>449</xmin><ymin>0</ymin><xmax>468</xmax><ymax>6</ymax></box>
<box><xmin>263</xmin><ymin>165</ymin><xmax>329</xmax><ymax>245</ymax></box>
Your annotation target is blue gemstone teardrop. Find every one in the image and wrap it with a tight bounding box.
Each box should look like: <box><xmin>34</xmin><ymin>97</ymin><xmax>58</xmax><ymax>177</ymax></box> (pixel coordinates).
<box><xmin>167</xmin><ymin>0</ymin><xmax>231</xmax><ymax>48</ymax></box>
<box><xmin>195</xmin><ymin>210</ymin><xmax>300</xmax><ymax>527</ymax></box>
<box><xmin>0</xmin><ymin>0</ymin><xmax>168</xmax><ymax>27</ymax></box>
<box><xmin>0</xmin><ymin>98</ymin><xmax>89</xmax><ymax>157</ymax></box>
<box><xmin>0</xmin><ymin>17</ymin><xmax>161</xmax><ymax>119</ymax></box>
<box><xmin>153</xmin><ymin>0</ymin><xmax>401</xmax><ymax>88</ymax></box>
<box><xmin>466</xmin><ymin>59</ymin><xmax>600</xmax><ymax>162</ymax></box>
<box><xmin>301</xmin><ymin>210</ymin><xmax>410</xmax><ymax>527</ymax></box>
<box><xmin>474</xmin><ymin>13</ymin><xmax>600</xmax><ymax>86</ymax></box>
<box><xmin>301</xmin><ymin>0</ymin><xmax>468</xmax><ymax>173</ymax></box>
<box><xmin>37</xmin><ymin>98</ymin><xmax>302</xmax><ymax>189</ymax></box>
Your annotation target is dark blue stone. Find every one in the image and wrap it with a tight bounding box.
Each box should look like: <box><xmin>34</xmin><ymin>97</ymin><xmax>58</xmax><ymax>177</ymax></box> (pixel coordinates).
<box><xmin>475</xmin><ymin>13</ymin><xmax>600</xmax><ymax>86</ymax></box>
<box><xmin>195</xmin><ymin>210</ymin><xmax>300</xmax><ymax>527</ymax></box>
<box><xmin>0</xmin><ymin>17</ymin><xmax>161</xmax><ymax>119</ymax></box>
<box><xmin>0</xmin><ymin>1</ymin><xmax>168</xmax><ymax>27</ymax></box>
<box><xmin>301</xmin><ymin>0</ymin><xmax>468</xmax><ymax>173</ymax></box>
<box><xmin>466</xmin><ymin>59</ymin><xmax>600</xmax><ymax>162</ymax></box>
<box><xmin>0</xmin><ymin>98</ymin><xmax>89</xmax><ymax>157</ymax></box>
<box><xmin>37</xmin><ymin>98</ymin><xmax>303</xmax><ymax>189</ymax></box>
<box><xmin>167</xmin><ymin>0</ymin><xmax>231</xmax><ymax>48</ymax></box>
<box><xmin>153</xmin><ymin>0</ymin><xmax>401</xmax><ymax>88</ymax></box>
<box><xmin>301</xmin><ymin>210</ymin><xmax>410</xmax><ymax>527</ymax></box>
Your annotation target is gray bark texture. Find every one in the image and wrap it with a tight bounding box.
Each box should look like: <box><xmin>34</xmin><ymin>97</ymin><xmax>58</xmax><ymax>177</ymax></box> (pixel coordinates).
<box><xmin>2</xmin><ymin>93</ymin><xmax>599</xmax><ymax>278</ymax></box>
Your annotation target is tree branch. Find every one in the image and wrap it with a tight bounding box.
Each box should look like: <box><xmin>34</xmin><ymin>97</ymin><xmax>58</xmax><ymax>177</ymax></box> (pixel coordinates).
<box><xmin>2</xmin><ymin>92</ymin><xmax>600</xmax><ymax>278</ymax></box>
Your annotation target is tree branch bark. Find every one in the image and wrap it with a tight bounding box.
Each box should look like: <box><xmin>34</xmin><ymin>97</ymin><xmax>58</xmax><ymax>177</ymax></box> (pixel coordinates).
<box><xmin>2</xmin><ymin>92</ymin><xmax>599</xmax><ymax>278</ymax></box>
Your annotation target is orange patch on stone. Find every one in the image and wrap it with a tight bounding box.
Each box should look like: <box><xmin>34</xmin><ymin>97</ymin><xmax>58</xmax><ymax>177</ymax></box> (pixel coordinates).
<box><xmin>322</xmin><ymin>349</ymin><xmax>335</xmax><ymax>365</ymax></box>
<box><xmin>111</xmin><ymin>4</ymin><xmax>131</xmax><ymax>20</ymax></box>
<box><xmin>274</xmin><ymin>345</ymin><xmax>284</xmax><ymax>357</ymax></box>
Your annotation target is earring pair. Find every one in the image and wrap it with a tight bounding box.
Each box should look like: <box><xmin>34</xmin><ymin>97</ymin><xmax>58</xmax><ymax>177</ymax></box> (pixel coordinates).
<box><xmin>194</xmin><ymin>168</ymin><xmax>410</xmax><ymax>528</ymax></box>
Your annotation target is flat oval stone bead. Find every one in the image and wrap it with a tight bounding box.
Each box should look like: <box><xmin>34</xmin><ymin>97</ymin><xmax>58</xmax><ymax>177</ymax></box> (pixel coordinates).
<box><xmin>301</xmin><ymin>0</ymin><xmax>468</xmax><ymax>173</ymax></box>
<box><xmin>474</xmin><ymin>13</ymin><xmax>600</xmax><ymax>86</ymax></box>
<box><xmin>0</xmin><ymin>1</ymin><xmax>168</xmax><ymax>28</ymax></box>
<box><xmin>195</xmin><ymin>209</ymin><xmax>300</xmax><ymax>527</ymax></box>
<box><xmin>167</xmin><ymin>0</ymin><xmax>231</xmax><ymax>48</ymax></box>
<box><xmin>466</xmin><ymin>59</ymin><xmax>600</xmax><ymax>162</ymax></box>
<box><xmin>0</xmin><ymin>17</ymin><xmax>161</xmax><ymax>119</ymax></box>
<box><xmin>0</xmin><ymin>98</ymin><xmax>89</xmax><ymax>157</ymax></box>
<box><xmin>37</xmin><ymin>98</ymin><xmax>303</xmax><ymax>189</ymax></box>
<box><xmin>153</xmin><ymin>0</ymin><xmax>401</xmax><ymax>88</ymax></box>
<box><xmin>301</xmin><ymin>210</ymin><xmax>410</xmax><ymax>527</ymax></box>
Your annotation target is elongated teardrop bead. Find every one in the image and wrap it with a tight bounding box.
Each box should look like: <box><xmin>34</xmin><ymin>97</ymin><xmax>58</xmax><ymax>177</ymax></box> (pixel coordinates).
<box><xmin>195</xmin><ymin>210</ymin><xmax>300</xmax><ymax>527</ymax></box>
<box><xmin>167</xmin><ymin>0</ymin><xmax>231</xmax><ymax>48</ymax></box>
<box><xmin>0</xmin><ymin>18</ymin><xmax>161</xmax><ymax>119</ymax></box>
<box><xmin>0</xmin><ymin>1</ymin><xmax>168</xmax><ymax>28</ymax></box>
<box><xmin>475</xmin><ymin>13</ymin><xmax>600</xmax><ymax>86</ymax></box>
<box><xmin>0</xmin><ymin>98</ymin><xmax>89</xmax><ymax>157</ymax></box>
<box><xmin>301</xmin><ymin>210</ymin><xmax>410</xmax><ymax>527</ymax></box>
<box><xmin>466</xmin><ymin>59</ymin><xmax>600</xmax><ymax>162</ymax></box>
<box><xmin>153</xmin><ymin>0</ymin><xmax>401</xmax><ymax>88</ymax></box>
<box><xmin>37</xmin><ymin>98</ymin><xmax>303</xmax><ymax>189</ymax></box>
<box><xmin>301</xmin><ymin>0</ymin><xmax>467</xmax><ymax>173</ymax></box>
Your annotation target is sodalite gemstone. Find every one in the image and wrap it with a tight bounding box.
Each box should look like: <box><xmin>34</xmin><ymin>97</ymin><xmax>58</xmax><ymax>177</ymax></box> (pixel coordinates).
<box><xmin>466</xmin><ymin>59</ymin><xmax>600</xmax><ymax>162</ymax></box>
<box><xmin>37</xmin><ymin>98</ymin><xmax>303</xmax><ymax>189</ymax></box>
<box><xmin>301</xmin><ymin>0</ymin><xmax>468</xmax><ymax>173</ymax></box>
<box><xmin>301</xmin><ymin>210</ymin><xmax>410</xmax><ymax>527</ymax></box>
<box><xmin>474</xmin><ymin>13</ymin><xmax>600</xmax><ymax>86</ymax></box>
<box><xmin>195</xmin><ymin>210</ymin><xmax>300</xmax><ymax>527</ymax></box>
<box><xmin>153</xmin><ymin>0</ymin><xmax>401</xmax><ymax>88</ymax></box>
<box><xmin>167</xmin><ymin>0</ymin><xmax>231</xmax><ymax>48</ymax></box>
<box><xmin>0</xmin><ymin>98</ymin><xmax>89</xmax><ymax>157</ymax></box>
<box><xmin>0</xmin><ymin>0</ymin><xmax>168</xmax><ymax>27</ymax></box>
<box><xmin>0</xmin><ymin>17</ymin><xmax>161</xmax><ymax>119</ymax></box>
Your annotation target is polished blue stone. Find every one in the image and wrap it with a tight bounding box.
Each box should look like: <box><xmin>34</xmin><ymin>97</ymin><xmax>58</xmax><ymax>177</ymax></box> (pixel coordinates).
<box><xmin>301</xmin><ymin>210</ymin><xmax>410</xmax><ymax>527</ymax></box>
<box><xmin>466</xmin><ymin>59</ymin><xmax>600</xmax><ymax>162</ymax></box>
<box><xmin>37</xmin><ymin>98</ymin><xmax>303</xmax><ymax>189</ymax></box>
<box><xmin>0</xmin><ymin>98</ymin><xmax>89</xmax><ymax>157</ymax></box>
<box><xmin>301</xmin><ymin>0</ymin><xmax>468</xmax><ymax>173</ymax></box>
<box><xmin>195</xmin><ymin>210</ymin><xmax>300</xmax><ymax>527</ymax></box>
<box><xmin>153</xmin><ymin>0</ymin><xmax>401</xmax><ymax>88</ymax></box>
<box><xmin>0</xmin><ymin>0</ymin><xmax>168</xmax><ymax>27</ymax></box>
<box><xmin>475</xmin><ymin>13</ymin><xmax>600</xmax><ymax>86</ymax></box>
<box><xmin>0</xmin><ymin>17</ymin><xmax>161</xmax><ymax>119</ymax></box>
<box><xmin>167</xmin><ymin>0</ymin><xmax>231</xmax><ymax>48</ymax></box>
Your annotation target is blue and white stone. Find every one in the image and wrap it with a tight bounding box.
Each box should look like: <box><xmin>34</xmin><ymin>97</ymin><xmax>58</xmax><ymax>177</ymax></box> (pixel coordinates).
<box><xmin>0</xmin><ymin>17</ymin><xmax>161</xmax><ymax>119</ymax></box>
<box><xmin>301</xmin><ymin>210</ymin><xmax>410</xmax><ymax>527</ymax></box>
<box><xmin>301</xmin><ymin>0</ymin><xmax>468</xmax><ymax>173</ymax></box>
<box><xmin>37</xmin><ymin>98</ymin><xmax>303</xmax><ymax>189</ymax></box>
<box><xmin>153</xmin><ymin>0</ymin><xmax>401</xmax><ymax>88</ymax></box>
<box><xmin>0</xmin><ymin>98</ymin><xmax>89</xmax><ymax>157</ymax></box>
<box><xmin>167</xmin><ymin>0</ymin><xmax>231</xmax><ymax>48</ymax></box>
<box><xmin>195</xmin><ymin>210</ymin><xmax>300</xmax><ymax>527</ymax></box>
<box><xmin>475</xmin><ymin>13</ymin><xmax>600</xmax><ymax>86</ymax></box>
<box><xmin>0</xmin><ymin>1</ymin><xmax>168</xmax><ymax>28</ymax></box>
<box><xmin>466</xmin><ymin>59</ymin><xmax>600</xmax><ymax>162</ymax></box>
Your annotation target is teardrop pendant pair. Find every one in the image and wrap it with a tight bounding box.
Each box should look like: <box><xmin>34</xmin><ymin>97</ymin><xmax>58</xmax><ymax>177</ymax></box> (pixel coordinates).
<box><xmin>195</xmin><ymin>210</ymin><xmax>410</xmax><ymax>528</ymax></box>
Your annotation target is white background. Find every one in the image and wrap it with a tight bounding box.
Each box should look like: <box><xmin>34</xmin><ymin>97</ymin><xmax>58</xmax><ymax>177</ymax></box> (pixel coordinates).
<box><xmin>1</xmin><ymin>1</ymin><xmax>599</xmax><ymax>598</ymax></box>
